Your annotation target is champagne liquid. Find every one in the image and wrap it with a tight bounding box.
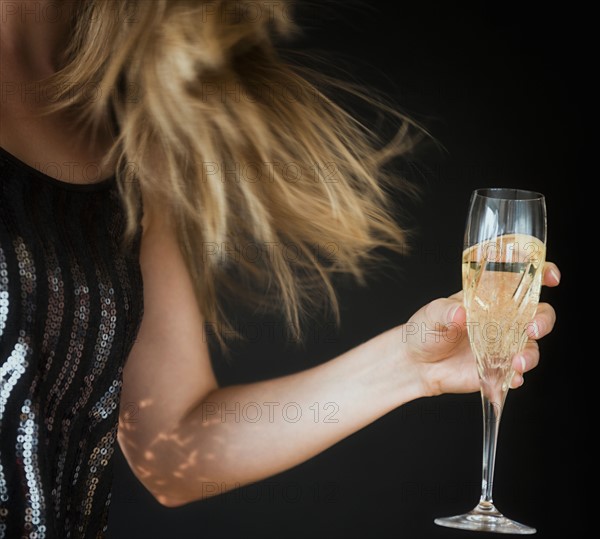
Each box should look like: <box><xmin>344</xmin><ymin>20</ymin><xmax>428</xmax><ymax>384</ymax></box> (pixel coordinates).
<box><xmin>462</xmin><ymin>233</ymin><xmax>545</xmax><ymax>389</ymax></box>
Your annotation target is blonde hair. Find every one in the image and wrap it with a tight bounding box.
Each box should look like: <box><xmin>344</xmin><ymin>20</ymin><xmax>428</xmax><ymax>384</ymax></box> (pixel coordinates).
<box><xmin>47</xmin><ymin>0</ymin><xmax>418</xmax><ymax>348</ymax></box>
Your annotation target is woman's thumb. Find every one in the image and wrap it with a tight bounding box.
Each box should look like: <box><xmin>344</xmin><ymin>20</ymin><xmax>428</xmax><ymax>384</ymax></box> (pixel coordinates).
<box><xmin>423</xmin><ymin>298</ymin><xmax>466</xmax><ymax>328</ymax></box>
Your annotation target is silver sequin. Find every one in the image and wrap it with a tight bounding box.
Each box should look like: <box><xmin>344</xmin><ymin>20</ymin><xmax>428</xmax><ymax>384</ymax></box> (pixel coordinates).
<box><xmin>0</xmin><ymin>247</ymin><xmax>8</xmax><ymax>339</ymax></box>
<box><xmin>0</xmin><ymin>154</ymin><xmax>144</xmax><ymax>538</ymax></box>
<box><xmin>17</xmin><ymin>400</ymin><xmax>46</xmax><ymax>539</ymax></box>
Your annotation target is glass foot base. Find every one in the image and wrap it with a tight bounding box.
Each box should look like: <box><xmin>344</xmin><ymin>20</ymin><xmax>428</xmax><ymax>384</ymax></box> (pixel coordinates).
<box><xmin>435</xmin><ymin>503</ymin><xmax>536</xmax><ymax>534</ymax></box>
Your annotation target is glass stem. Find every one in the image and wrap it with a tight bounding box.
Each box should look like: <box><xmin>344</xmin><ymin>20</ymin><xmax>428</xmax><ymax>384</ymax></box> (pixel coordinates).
<box><xmin>478</xmin><ymin>379</ymin><xmax>508</xmax><ymax>509</ymax></box>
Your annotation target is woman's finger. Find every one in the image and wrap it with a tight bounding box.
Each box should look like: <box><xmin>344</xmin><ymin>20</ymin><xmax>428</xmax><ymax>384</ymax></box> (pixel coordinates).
<box><xmin>543</xmin><ymin>262</ymin><xmax>561</xmax><ymax>287</ymax></box>
<box><xmin>526</xmin><ymin>302</ymin><xmax>556</xmax><ymax>339</ymax></box>
<box><xmin>421</xmin><ymin>297</ymin><xmax>465</xmax><ymax>328</ymax></box>
<box><xmin>510</xmin><ymin>340</ymin><xmax>541</xmax><ymax>388</ymax></box>
<box><xmin>510</xmin><ymin>373</ymin><xmax>524</xmax><ymax>389</ymax></box>
<box><xmin>512</xmin><ymin>340</ymin><xmax>540</xmax><ymax>374</ymax></box>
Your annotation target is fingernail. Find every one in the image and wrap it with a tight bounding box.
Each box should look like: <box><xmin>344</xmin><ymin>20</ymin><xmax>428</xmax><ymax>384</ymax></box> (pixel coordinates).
<box><xmin>529</xmin><ymin>321</ymin><xmax>539</xmax><ymax>338</ymax></box>
<box><xmin>519</xmin><ymin>355</ymin><xmax>527</xmax><ymax>372</ymax></box>
<box><xmin>448</xmin><ymin>305</ymin><xmax>460</xmax><ymax>323</ymax></box>
<box><xmin>550</xmin><ymin>268</ymin><xmax>561</xmax><ymax>283</ymax></box>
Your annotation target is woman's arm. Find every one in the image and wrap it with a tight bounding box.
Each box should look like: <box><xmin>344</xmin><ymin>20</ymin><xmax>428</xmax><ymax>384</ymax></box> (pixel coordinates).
<box><xmin>118</xmin><ymin>211</ymin><xmax>558</xmax><ymax>508</ymax></box>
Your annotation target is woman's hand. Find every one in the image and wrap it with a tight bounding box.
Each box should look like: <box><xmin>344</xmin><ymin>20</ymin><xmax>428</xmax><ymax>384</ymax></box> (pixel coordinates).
<box><xmin>402</xmin><ymin>262</ymin><xmax>560</xmax><ymax>397</ymax></box>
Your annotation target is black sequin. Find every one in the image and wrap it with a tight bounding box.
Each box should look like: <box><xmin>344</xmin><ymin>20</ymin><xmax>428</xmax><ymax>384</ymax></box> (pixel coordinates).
<box><xmin>0</xmin><ymin>147</ymin><xmax>144</xmax><ymax>538</ymax></box>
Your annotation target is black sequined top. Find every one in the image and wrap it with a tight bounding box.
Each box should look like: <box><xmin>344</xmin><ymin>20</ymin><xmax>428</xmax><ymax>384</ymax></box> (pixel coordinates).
<box><xmin>0</xmin><ymin>147</ymin><xmax>144</xmax><ymax>538</ymax></box>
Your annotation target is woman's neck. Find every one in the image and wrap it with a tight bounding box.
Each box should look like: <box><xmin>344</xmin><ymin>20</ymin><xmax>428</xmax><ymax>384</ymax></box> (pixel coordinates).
<box><xmin>0</xmin><ymin>0</ymin><xmax>75</xmax><ymax>78</ymax></box>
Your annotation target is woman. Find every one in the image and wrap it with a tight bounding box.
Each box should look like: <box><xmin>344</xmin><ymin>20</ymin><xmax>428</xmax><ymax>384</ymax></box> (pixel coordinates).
<box><xmin>0</xmin><ymin>1</ymin><xmax>559</xmax><ymax>538</ymax></box>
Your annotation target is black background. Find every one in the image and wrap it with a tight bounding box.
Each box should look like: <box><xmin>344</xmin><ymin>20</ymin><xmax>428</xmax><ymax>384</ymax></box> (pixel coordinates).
<box><xmin>108</xmin><ymin>1</ymin><xmax>579</xmax><ymax>538</ymax></box>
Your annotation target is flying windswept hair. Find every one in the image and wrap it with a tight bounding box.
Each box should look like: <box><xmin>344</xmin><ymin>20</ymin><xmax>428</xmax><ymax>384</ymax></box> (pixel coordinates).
<box><xmin>46</xmin><ymin>0</ymin><xmax>420</xmax><ymax>349</ymax></box>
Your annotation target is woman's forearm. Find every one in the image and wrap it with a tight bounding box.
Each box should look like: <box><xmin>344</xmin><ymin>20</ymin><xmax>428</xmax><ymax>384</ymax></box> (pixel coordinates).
<box><xmin>148</xmin><ymin>324</ymin><xmax>423</xmax><ymax>506</ymax></box>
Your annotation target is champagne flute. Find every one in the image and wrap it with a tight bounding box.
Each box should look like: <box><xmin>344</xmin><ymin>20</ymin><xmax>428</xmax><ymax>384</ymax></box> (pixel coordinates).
<box><xmin>435</xmin><ymin>188</ymin><xmax>546</xmax><ymax>534</ymax></box>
